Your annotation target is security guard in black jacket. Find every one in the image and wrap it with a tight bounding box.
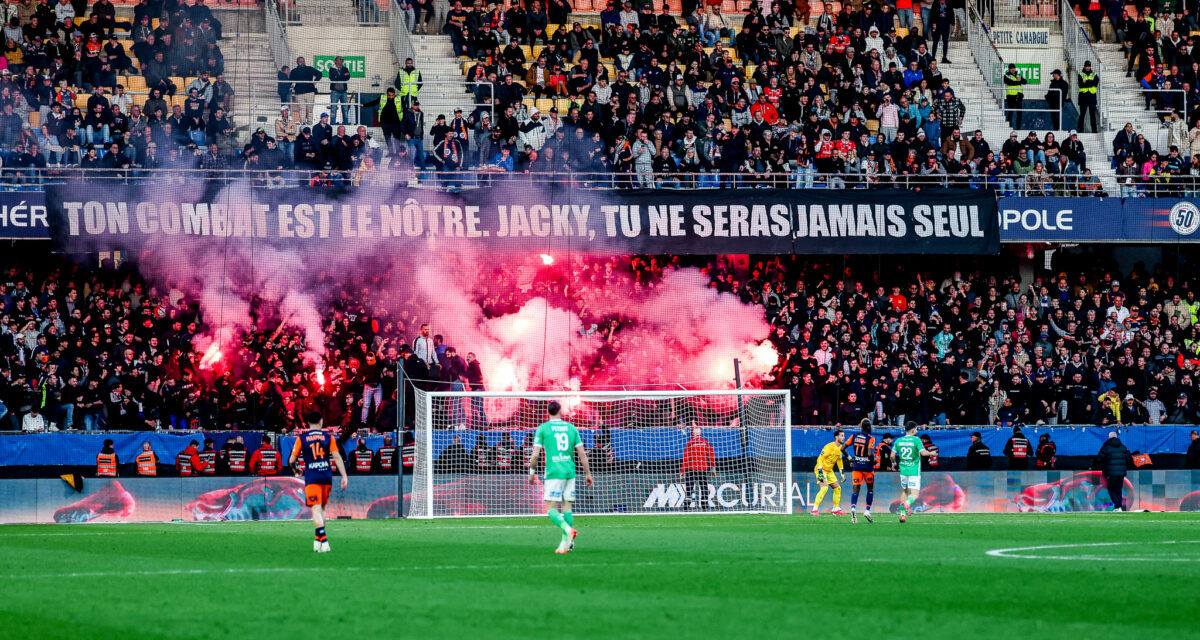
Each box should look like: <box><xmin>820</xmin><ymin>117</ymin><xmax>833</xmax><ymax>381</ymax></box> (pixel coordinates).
<box><xmin>966</xmin><ymin>431</ymin><xmax>992</xmax><ymax>470</ymax></box>
<box><xmin>1093</xmin><ymin>432</ymin><xmax>1135</xmax><ymax>511</ymax></box>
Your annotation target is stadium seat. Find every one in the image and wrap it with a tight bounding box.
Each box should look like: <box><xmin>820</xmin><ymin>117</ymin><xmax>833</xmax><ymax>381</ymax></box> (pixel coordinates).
<box><xmin>535</xmin><ymin>98</ymin><xmax>554</xmax><ymax>114</ymax></box>
<box><xmin>554</xmin><ymin>98</ymin><xmax>572</xmax><ymax>113</ymax></box>
<box><xmin>28</xmin><ymin>111</ymin><xmax>38</xmax><ymax>129</ymax></box>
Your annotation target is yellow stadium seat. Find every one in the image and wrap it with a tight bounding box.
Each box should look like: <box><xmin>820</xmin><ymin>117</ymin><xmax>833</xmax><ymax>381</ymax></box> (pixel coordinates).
<box><xmin>28</xmin><ymin>111</ymin><xmax>39</xmax><ymax>128</ymax></box>
<box><xmin>522</xmin><ymin>97</ymin><xmax>535</xmax><ymax>111</ymax></box>
<box><xmin>125</xmin><ymin>75</ymin><xmax>146</xmax><ymax>91</ymax></box>
<box><xmin>745</xmin><ymin>64</ymin><xmax>756</xmax><ymax>78</ymax></box>
<box><xmin>521</xmin><ymin>45</ymin><xmax>533</xmax><ymax>58</ymax></box>
<box><xmin>535</xmin><ymin>98</ymin><xmax>553</xmax><ymax>113</ymax></box>
<box><xmin>75</xmin><ymin>93</ymin><xmax>91</xmax><ymax>110</ymax></box>
<box><xmin>896</xmin><ymin>27</ymin><xmax>909</xmax><ymax>37</ymax></box>
<box><xmin>554</xmin><ymin>98</ymin><xmax>572</xmax><ymax>113</ymax></box>
<box><xmin>866</xmin><ymin>119</ymin><xmax>880</xmax><ymax>134</ymax></box>
<box><xmin>168</xmin><ymin>76</ymin><xmax>185</xmax><ymax>90</ymax></box>
<box><xmin>170</xmin><ymin>94</ymin><xmax>186</xmax><ymax>108</ymax></box>
<box><xmin>533</xmin><ymin>45</ymin><xmax>544</xmax><ymax>58</ymax></box>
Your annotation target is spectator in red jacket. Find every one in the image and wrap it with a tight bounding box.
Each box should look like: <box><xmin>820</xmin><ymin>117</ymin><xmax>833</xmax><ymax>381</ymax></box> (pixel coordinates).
<box><xmin>680</xmin><ymin>425</ymin><xmax>715</xmax><ymax>510</ymax></box>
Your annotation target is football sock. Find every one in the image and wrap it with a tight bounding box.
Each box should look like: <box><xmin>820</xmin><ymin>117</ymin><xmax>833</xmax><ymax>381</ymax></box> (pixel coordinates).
<box><xmin>813</xmin><ymin>485</ymin><xmax>828</xmax><ymax>508</ymax></box>
<box><xmin>865</xmin><ymin>488</ymin><xmax>874</xmax><ymax>510</ymax></box>
<box><xmin>563</xmin><ymin>511</ymin><xmax>573</xmax><ymax>527</ymax></box>
<box><xmin>905</xmin><ymin>495</ymin><xmax>916</xmax><ymax>508</ymax></box>
<box><xmin>548</xmin><ymin>509</ymin><xmax>571</xmax><ymax>535</ymax></box>
<box><xmin>851</xmin><ymin>489</ymin><xmax>860</xmax><ymax>507</ymax></box>
<box><xmin>832</xmin><ymin>486</ymin><xmax>842</xmax><ymax>507</ymax></box>
<box><xmin>315</xmin><ymin>527</ymin><xmax>326</xmax><ymax>542</ymax></box>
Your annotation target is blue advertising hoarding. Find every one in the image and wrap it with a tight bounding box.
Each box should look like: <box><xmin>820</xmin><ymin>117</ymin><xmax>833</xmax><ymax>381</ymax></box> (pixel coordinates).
<box><xmin>998</xmin><ymin>197</ymin><xmax>1200</xmax><ymax>242</ymax></box>
<box><xmin>0</xmin><ymin>192</ymin><xmax>48</xmax><ymax>239</ymax></box>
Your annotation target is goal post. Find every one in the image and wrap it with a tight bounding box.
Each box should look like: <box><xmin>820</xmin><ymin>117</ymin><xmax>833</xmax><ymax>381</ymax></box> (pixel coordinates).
<box><xmin>407</xmin><ymin>389</ymin><xmax>792</xmax><ymax>518</ymax></box>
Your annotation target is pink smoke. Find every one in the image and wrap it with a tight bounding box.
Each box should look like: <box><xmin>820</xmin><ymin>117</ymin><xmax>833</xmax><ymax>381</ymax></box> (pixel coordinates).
<box><xmin>93</xmin><ymin>182</ymin><xmax>779</xmax><ymax>396</ymax></box>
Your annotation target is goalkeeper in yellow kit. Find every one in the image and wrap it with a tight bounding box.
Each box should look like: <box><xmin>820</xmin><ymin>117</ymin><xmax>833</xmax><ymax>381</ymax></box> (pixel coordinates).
<box><xmin>810</xmin><ymin>429</ymin><xmax>846</xmax><ymax>516</ymax></box>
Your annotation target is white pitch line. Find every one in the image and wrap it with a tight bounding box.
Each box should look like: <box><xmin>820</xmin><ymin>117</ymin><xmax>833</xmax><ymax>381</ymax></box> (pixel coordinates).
<box><xmin>986</xmin><ymin>541</ymin><xmax>1200</xmax><ymax>562</ymax></box>
<box><xmin>1</xmin><ymin>531</ymin><xmax>160</xmax><ymax>537</ymax></box>
<box><xmin>5</xmin><ymin>557</ymin><xmax>826</xmax><ymax>580</ymax></box>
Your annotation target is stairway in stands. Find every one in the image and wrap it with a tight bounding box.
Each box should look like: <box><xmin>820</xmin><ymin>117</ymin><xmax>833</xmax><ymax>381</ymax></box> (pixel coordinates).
<box><xmin>218</xmin><ymin>9</ymin><xmax>285</xmax><ymax>136</ymax></box>
<box><xmin>1090</xmin><ymin>40</ymin><xmax>1170</xmax><ymax>154</ymax></box>
<box><xmin>410</xmin><ymin>34</ymin><xmax>478</xmax><ymax>142</ymax></box>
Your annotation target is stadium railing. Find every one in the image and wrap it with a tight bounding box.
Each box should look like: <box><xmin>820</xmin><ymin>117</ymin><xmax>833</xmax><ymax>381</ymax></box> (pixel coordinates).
<box><xmin>389</xmin><ymin>0</ymin><xmax>416</xmax><ymax>64</ymax></box>
<box><xmin>1012</xmin><ymin>0</ymin><xmax>1059</xmax><ymax>28</ymax></box>
<box><xmin>1060</xmin><ymin>0</ymin><xmax>1106</xmax><ymax>130</ymax></box>
<box><xmin>4</xmin><ymin>169</ymin><xmax>1118</xmax><ymax>195</ymax></box>
<box><xmin>265</xmin><ymin>0</ymin><xmax>296</xmax><ymax>70</ymax></box>
<box><xmin>966</xmin><ymin>4</ymin><xmax>1005</xmax><ymax>110</ymax></box>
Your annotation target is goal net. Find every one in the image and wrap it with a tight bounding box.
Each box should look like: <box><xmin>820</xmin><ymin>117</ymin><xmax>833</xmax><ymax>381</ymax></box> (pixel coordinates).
<box><xmin>407</xmin><ymin>389</ymin><xmax>792</xmax><ymax>518</ymax></box>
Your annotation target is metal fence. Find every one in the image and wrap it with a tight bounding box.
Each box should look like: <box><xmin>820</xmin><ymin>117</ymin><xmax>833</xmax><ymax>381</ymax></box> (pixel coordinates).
<box><xmin>389</xmin><ymin>0</ymin><xmax>416</xmax><ymax>69</ymax></box>
<box><xmin>1013</xmin><ymin>0</ymin><xmax>1059</xmax><ymax>27</ymax></box>
<box><xmin>1104</xmin><ymin>87</ymin><xmax>1186</xmax><ymax>140</ymax></box>
<box><xmin>0</xmin><ymin>169</ymin><xmax>1119</xmax><ymax>197</ymax></box>
<box><xmin>966</xmin><ymin>4</ymin><xmax>1006</xmax><ymax>108</ymax></box>
<box><xmin>264</xmin><ymin>0</ymin><xmax>296</xmax><ymax>71</ymax></box>
<box><xmin>987</xmin><ymin>86</ymin><xmax>1064</xmax><ymax>130</ymax></box>
<box><xmin>1060</xmin><ymin>0</ymin><xmax>1106</xmax><ymax>132</ymax></box>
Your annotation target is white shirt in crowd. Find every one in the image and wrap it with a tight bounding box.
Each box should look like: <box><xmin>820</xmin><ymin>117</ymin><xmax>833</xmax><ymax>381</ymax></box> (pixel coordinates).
<box><xmin>21</xmin><ymin>412</ymin><xmax>49</xmax><ymax>432</ymax></box>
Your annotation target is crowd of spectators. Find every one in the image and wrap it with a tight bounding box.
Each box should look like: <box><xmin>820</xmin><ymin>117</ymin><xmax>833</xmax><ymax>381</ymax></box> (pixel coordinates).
<box><xmin>0</xmin><ymin>0</ymin><xmax>236</xmax><ymax>178</ymax></box>
<box><xmin>6</xmin><ymin>246</ymin><xmax>1200</xmax><ymax>434</ymax></box>
<box><xmin>305</xmin><ymin>0</ymin><xmax>1113</xmax><ymax>194</ymax></box>
<box><xmin>748</xmin><ymin>252</ymin><xmax>1200</xmax><ymax>428</ymax></box>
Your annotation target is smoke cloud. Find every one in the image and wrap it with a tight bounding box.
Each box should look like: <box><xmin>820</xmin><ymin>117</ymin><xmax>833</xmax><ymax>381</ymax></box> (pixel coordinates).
<box><xmin>79</xmin><ymin>179</ymin><xmax>779</xmax><ymax>393</ymax></box>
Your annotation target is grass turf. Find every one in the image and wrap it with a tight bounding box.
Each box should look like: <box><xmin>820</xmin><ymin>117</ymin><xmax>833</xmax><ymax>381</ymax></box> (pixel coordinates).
<box><xmin>1</xmin><ymin>513</ymin><xmax>1199</xmax><ymax>639</ymax></box>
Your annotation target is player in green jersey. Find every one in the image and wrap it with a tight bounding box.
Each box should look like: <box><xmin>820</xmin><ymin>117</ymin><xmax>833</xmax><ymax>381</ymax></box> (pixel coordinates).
<box><xmin>527</xmin><ymin>401</ymin><xmax>594</xmax><ymax>554</ymax></box>
<box><xmin>891</xmin><ymin>421</ymin><xmax>934</xmax><ymax>523</ymax></box>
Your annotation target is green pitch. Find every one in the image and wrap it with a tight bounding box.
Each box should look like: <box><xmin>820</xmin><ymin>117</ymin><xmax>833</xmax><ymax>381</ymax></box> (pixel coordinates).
<box><xmin>2</xmin><ymin>513</ymin><xmax>1198</xmax><ymax>639</ymax></box>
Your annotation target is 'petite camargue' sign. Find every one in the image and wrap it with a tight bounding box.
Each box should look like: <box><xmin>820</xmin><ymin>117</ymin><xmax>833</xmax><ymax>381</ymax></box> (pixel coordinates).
<box><xmin>990</xmin><ymin>27</ymin><xmax>1051</xmax><ymax>47</ymax></box>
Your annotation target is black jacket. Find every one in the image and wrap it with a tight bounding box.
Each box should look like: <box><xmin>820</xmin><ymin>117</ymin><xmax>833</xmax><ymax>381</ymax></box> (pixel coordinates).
<box><xmin>1186</xmin><ymin>438</ymin><xmax>1200</xmax><ymax>469</ymax></box>
<box><xmin>1093</xmin><ymin>436</ymin><xmax>1134</xmax><ymax>477</ymax></box>
<box><xmin>966</xmin><ymin>440</ymin><xmax>992</xmax><ymax>471</ymax></box>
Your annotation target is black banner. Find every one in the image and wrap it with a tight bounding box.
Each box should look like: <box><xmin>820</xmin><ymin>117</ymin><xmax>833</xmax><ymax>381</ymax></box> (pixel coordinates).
<box><xmin>46</xmin><ymin>183</ymin><xmax>998</xmax><ymax>255</ymax></box>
